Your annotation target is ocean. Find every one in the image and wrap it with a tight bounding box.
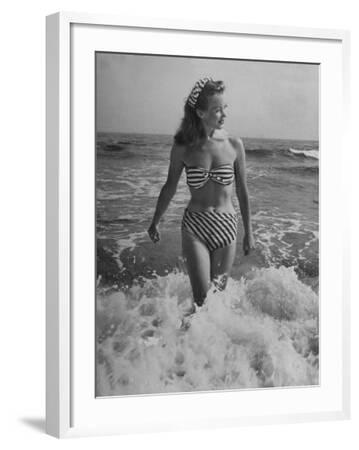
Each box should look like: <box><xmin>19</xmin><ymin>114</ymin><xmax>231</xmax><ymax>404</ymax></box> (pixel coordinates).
<box><xmin>96</xmin><ymin>132</ymin><xmax>319</xmax><ymax>396</ymax></box>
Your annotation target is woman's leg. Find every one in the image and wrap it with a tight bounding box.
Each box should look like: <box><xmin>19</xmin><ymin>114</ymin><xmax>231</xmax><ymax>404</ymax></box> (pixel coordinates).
<box><xmin>181</xmin><ymin>227</ymin><xmax>211</xmax><ymax>308</ymax></box>
<box><xmin>210</xmin><ymin>240</ymin><xmax>237</xmax><ymax>290</ymax></box>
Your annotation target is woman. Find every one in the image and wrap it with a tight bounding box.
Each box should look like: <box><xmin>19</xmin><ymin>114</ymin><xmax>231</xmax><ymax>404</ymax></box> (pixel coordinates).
<box><xmin>148</xmin><ymin>77</ymin><xmax>254</xmax><ymax>312</ymax></box>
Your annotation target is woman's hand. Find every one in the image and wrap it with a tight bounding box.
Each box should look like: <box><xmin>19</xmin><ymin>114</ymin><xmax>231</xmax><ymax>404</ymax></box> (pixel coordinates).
<box><xmin>243</xmin><ymin>232</ymin><xmax>255</xmax><ymax>255</ymax></box>
<box><xmin>147</xmin><ymin>222</ymin><xmax>160</xmax><ymax>243</ymax></box>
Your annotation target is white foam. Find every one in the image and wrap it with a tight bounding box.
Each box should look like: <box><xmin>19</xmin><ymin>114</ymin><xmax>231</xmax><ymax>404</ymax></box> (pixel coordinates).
<box><xmin>289</xmin><ymin>148</ymin><xmax>319</xmax><ymax>159</ymax></box>
<box><xmin>116</xmin><ymin>231</ymin><xmax>148</xmax><ymax>252</ymax></box>
<box><xmin>252</xmin><ymin>209</ymin><xmax>318</xmax><ymax>266</ymax></box>
<box><xmin>97</xmin><ymin>189</ymin><xmax>124</xmax><ymax>200</ymax></box>
<box><xmin>96</xmin><ymin>267</ymin><xmax>318</xmax><ymax>396</ymax></box>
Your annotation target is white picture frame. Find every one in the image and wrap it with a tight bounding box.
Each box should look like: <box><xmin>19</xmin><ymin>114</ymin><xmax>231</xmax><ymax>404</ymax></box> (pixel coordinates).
<box><xmin>46</xmin><ymin>11</ymin><xmax>351</xmax><ymax>438</ymax></box>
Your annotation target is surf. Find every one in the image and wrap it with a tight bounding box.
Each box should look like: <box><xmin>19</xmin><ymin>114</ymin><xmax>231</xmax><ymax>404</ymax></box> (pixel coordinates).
<box><xmin>96</xmin><ymin>266</ymin><xmax>318</xmax><ymax>397</ymax></box>
<box><xmin>288</xmin><ymin>148</ymin><xmax>319</xmax><ymax>159</ymax></box>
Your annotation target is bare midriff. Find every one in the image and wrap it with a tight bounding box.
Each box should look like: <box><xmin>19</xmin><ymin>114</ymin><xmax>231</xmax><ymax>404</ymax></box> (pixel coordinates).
<box><xmin>186</xmin><ymin>182</ymin><xmax>236</xmax><ymax>214</ymax></box>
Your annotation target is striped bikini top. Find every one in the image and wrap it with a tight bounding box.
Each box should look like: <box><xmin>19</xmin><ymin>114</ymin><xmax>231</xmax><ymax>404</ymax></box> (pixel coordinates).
<box><xmin>185</xmin><ymin>163</ymin><xmax>235</xmax><ymax>189</ymax></box>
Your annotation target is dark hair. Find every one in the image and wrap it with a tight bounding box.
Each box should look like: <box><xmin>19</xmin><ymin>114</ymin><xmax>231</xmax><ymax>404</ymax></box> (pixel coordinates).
<box><xmin>174</xmin><ymin>79</ymin><xmax>225</xmax><ymax>147</ymax></box>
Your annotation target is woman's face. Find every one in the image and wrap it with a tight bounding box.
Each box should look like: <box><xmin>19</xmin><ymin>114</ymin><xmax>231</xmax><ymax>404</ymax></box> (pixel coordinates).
<box><xmin>197</xmin><ymin>93</ymin><xmax>228</xmax><ymax>130</ymax></box>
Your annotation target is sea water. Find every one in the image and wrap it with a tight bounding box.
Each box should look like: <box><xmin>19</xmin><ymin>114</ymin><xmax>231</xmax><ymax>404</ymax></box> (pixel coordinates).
<box><xmin>96</xmin><ymin>132</ymin><xmax>319</xmax><ymax>396</ymax></box>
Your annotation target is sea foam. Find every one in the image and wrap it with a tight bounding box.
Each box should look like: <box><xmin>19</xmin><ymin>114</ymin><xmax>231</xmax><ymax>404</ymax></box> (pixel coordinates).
<box><xmin>96</xmin><ymin>266</ymin><xmax>318</xmax><ymax>396</ymax></box>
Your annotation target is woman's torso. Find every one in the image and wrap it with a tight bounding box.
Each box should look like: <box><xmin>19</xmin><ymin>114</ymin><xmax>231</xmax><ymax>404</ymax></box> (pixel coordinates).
<box><xmin>182</xmin><ymin>133</ymin><xmax>237</xmax><ymax>214</ymax></box>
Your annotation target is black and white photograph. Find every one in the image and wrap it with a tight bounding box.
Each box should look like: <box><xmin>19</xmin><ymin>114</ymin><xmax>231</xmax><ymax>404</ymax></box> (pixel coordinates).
<box><xmin>95</xmin><ymin>52</ymin><xmax>319</xmax><ymax>397</ymax></box>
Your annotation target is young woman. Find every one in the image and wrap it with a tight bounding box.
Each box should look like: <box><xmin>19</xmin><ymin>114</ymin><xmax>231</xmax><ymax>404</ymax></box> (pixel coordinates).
<box><xmin>148</xmin><ymin>77</ymin><xmax>254</xmax><ymax>312</ymax></box>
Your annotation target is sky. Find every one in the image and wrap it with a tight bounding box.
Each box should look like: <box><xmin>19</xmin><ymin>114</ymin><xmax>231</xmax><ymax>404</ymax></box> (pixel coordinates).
<box><xmin>96</xmin><ymin>52</ymin><xmax>319</xmax><ymax>141</ymax></box>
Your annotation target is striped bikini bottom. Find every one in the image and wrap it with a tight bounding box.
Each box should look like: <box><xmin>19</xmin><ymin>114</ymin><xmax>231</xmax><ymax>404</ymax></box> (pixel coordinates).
<box><xmin>181</xmin><ymin>208</ymin><xmax>238</xmax><ymax>252</ymax></box>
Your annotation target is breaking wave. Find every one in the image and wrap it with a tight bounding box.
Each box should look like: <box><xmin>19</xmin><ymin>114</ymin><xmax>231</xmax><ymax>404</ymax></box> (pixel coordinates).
<box><xmin>96</xmin><ymin>267</ymin><xmax>318</xmax><ymax>397</ymax></box>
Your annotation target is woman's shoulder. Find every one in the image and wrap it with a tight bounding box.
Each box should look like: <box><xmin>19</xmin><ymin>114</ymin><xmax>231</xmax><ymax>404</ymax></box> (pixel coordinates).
<box><xmin>215</xmin><ymin>129</ymin><xmax>243</xmax><ymax>147</ymax></box>
<box><xmin>227</xmin><ymin>134</ymin><xmax>244</xmax><ymax>148</ymax></box>
<box><xmin>226</xmin><ymin>134</ymin><xmax>245</xmax><ymax>159</ymax></box>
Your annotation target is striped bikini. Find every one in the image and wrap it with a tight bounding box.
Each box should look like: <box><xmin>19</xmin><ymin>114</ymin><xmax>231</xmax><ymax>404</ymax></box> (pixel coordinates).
<box><xmin>185</xmin><ymin>163</ymin><xmax>235</xmax><ymax>189</ymax></box>
<box><xmin>182</xmin><ymin>163</ymin><xmax>238</xmax><ymax>251</ymax></box>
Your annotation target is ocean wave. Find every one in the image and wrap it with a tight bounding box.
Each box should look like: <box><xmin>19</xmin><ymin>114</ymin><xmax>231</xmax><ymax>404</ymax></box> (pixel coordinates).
<box><xmin>246</xmin><ymin>167</ymin><xmax>270</xmax><ymax>179</ymax></box>
<box><xmin>288</xmin><ymin>148</ymin><xmax>319</xmax><ymax>159</ymax></box>
<box><xmin>275</xmin><ymin>166</ymin><xmax>318</xmax><ymax>175</ymax></box>
<box><xmin>246</xmin><ymin>148</ymin><xmax>275</xmax><ymax>157</ymax></box>
<box><xmin>103</xmin><ymin>143</ymin><xmax>127</xmax><ymax>152</ymax></box>
<box><xmin>98</xmin><ymin>216</ymin><xmax>136</xmax><ymax>225</ymax></box>
<box><xmin>96</xmin><ymin>267</ymin><xmax>318</xmax><ymax>396</ymax></box>
<box><xmin>246</xmin><ymin>147</ymin><xmax>319</xmax><ymax>162</ymax></box>
<box><xmin>97</xmin><ymin>189</ymin><xmax>125</xmax><ymax>200</ymax></box>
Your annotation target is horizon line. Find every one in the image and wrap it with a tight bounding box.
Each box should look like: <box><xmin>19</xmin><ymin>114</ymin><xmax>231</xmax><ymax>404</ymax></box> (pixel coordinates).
<box><xmin>96</xmin><ymin>130</ymin><xmax>319</xmax><ymax>142</ymax></box>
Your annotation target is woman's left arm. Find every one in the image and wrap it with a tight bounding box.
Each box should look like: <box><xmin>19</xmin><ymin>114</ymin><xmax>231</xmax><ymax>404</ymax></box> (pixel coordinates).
<box><xmin>231</xmin><ymin>137</ymin><xmax>255</xmax><ymax>255</ymax></box>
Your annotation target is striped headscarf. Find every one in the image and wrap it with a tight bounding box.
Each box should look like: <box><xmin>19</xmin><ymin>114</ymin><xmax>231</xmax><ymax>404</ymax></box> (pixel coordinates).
<box><xmin>187</xmin><ymin>77</ymin><xmax>213</xmax><ymax>108</ymax></box>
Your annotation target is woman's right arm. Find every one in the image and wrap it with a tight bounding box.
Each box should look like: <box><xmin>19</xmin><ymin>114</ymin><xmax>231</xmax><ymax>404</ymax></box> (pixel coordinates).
<box><xmin>148</xmin><ymin>143</ymin><xmax>185</xmax><ymax>243</ymax></box>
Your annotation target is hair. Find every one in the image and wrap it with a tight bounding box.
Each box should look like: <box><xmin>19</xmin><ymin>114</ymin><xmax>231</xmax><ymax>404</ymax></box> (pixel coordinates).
<box><xmin>174</xmin><ymin>79</ymin><xmax>225</xmax><ymax>147</ymax></box>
